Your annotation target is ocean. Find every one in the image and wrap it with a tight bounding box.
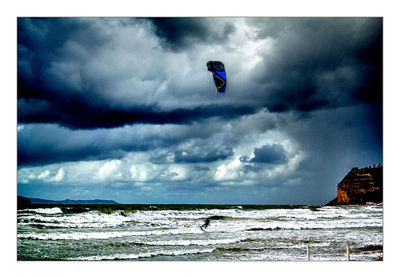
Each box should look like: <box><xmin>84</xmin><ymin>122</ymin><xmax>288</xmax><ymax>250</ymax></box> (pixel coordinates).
<box><xmin>17</xmin><ymin>204</ymin><xmax>383</xmax><ymax>261</ymax></box>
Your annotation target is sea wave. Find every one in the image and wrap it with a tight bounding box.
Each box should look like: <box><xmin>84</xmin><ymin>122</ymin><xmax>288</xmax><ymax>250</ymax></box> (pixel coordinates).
<box><xmin>137</xmin><ymin>237</ymin><xmax>247</xmax><ymax>246</ymax></box>
<box><xmin>21</xmin><ymin>207</ymin><xmax>63</xmax><ymax>214</ymax></box>
<box><xmin>70</xmin><ymin>248</ymin><xmax>215</xmax><ymax>261</ymax></box>
<box><xmin>17</xmin><ymin>208</ymin><xmax>382</xmax><ymax>231</ymax></box>
<box><xmin>18</xmin><ymin>227</ymin><xmax>203</xmax><ymax>240</ymax></box>
<box><xmin>17</xmin><ymin>210</ymin><xmax>134</xmax><ymax>228</ymax></box>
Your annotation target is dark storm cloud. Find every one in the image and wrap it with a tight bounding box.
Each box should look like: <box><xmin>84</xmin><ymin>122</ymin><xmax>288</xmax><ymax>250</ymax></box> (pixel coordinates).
<box><xmin>17</xmin><ymin>17</ymin><xmax>383</xmax><ymax>205</ymax></box>
<box><xmin>18</xmin><ymin>18</ymin><xmax>113</xmax><ymax>100</ymax></box>
<box><xmin>278</xmin><ymin>103</ymin><xmax>383</xmax><ymax>203</ymax></box>
<box><xmin>17</xmin><ymin>117</ymin><xmax>237</xmax><ymax>167</ymax></box>
<box><xmin>17</xmin><ymin>124</ymin><xmax>151</xmax><ymax>167</ymax></box>
<box><xmin>174</xmin><ymin>147</ymin><xmax>233</xmax><ymax>163</ymax></box>
<box><xmin>148</xmin><ymin>17</ymin><xmax>235</xmax><ymax>51</ymax></box>
<box><xmin>245</xmin><ymin>18</ymin><xmax>382</xmax><ymax>113</ymax></box>
<box><xmin>17</xmin><ymin>17</ymin><xmax>254</xmax><ymax>129</ymax></box>
<box><xmin>17</xmin><ymin>17</ymin><xmax>111</xmax><ymax>51</ymax></box>
<box><xmin>150</xmin><ymin>147</ymin><xmax>234</xmax><ymax>164</ymax></box>
<box><xmin>18</xmin><ymin>97</ymin><xmax>256</xmax><ymax>129</ymax></box>
<box><xmin>18</xmin><ymin>17</ymin><xmax>383</xmax><ymax>131</ymax></box>
<box><xmin>17</xmin><ymin>122</ymin><xmax>197</xmax><ymax>167</ymax></box>
<box><xmin>240</xmin><ymin>144</ymin><xmax>288</xmax><ymax>164</ymax></box>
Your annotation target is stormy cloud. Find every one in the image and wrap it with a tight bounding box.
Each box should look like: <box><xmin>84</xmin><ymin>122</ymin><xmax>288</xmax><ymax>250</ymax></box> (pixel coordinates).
<box><xmin>241</xmin><ymin>144</ymin><xmax>288</xmax><ymax>164</ymax></box>
<box><xmin>150</xmin><ymin>146</ymin><xmax>234</xmax><ymax>164</ymax></box>
<box><xmin>17</xmin><ymin>17</ymin><xmax>382</xmax><ymax>204</ymax></box>
<box><xmin>246</xmin><ymin>18</ymin><xmax>383</xmax><ymax>112</ymax></box>
<box><xmin>149</xmin><ymin>17</ymin><xmax>236</xmax><ymax>51</ymax></box>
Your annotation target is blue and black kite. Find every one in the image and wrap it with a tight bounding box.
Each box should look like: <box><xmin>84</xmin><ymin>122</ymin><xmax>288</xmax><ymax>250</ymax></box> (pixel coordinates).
<box><xmin>207</xmin><ymin>61</ymin><xmax>226</xmax><ymax>93</ymax></box>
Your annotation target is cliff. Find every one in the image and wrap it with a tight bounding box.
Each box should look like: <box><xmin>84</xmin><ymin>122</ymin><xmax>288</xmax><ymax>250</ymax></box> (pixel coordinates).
<box><xmin>327</xmin><ymin>164</ymin><xmax>383</xmax><ymax>205</ymax></box>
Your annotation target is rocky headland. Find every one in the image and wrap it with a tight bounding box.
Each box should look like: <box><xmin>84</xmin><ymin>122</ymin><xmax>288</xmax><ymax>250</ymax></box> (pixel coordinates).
<box><xmin>327</xmin><ymin>164</ymin><xmax>383</xmax><ymax>205</ymax></box>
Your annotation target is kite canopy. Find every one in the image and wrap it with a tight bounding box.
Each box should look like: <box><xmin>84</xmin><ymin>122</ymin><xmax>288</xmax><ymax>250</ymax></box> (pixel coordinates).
<box><xmin>207</xmin><ymin>61</ymin><xmax>226</xmax><ymax>93</ymax></box>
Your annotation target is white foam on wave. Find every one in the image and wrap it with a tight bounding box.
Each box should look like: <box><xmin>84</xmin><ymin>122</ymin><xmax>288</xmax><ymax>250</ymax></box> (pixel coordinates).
<box><xmin>71</xmin><ymin>248</ymin><xmax>215</xmax><ymax>261</ymax></box>
<box><xmin>26</xmin><ymin>206</ymin><xmax>375</xmax><ymax>230</ymax></box>
<box><xmin>18</xmin><ymin>210</ymin><xmax>133</xmax><ymax>228</ymax></box>
<box><xmin>139</xmin><ymin>237</ymin><xmax>247</xmax><ymax>246</ymax></box>
<box><xmin>18</xmin><ymin>220</ymin><xmax>126</xmax><ymax>229</ymax></box>
<box><xmin>205</xmin><ymin>215</ymin><xmax>383</xmax><ymax>233</ymax></box>
<box><xmin>134</xmin><ymin>206</ymin><xmax>377</xmax><ymax>222</ymax></box>
<box><xmin>24</xmin><ymin>207</ymin><xmax>63</xmax><ymax>214</ymax></box>
<box><xmin>17</xmin><ymin>205</ymin><xmax>383</xmax><ymax>232</ymax></box>
<box><xmin>18</xmin><ymin>226</ymin><xmax>203</xmax><ymax>240</ymax></box>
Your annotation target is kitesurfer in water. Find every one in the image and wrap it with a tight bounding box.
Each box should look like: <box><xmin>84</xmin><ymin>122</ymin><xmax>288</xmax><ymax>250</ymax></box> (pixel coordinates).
<box><xmin>201</xmin><ymin>218</ymin><xmax>210</xmax><ymax>229</ymax></box>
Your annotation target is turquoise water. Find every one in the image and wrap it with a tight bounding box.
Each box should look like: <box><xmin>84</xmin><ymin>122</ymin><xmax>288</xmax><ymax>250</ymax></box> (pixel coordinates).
<box><xmin>17</xmin><ymin>204</ymin><xmax>383</xmax><ymax>261</ymax></box>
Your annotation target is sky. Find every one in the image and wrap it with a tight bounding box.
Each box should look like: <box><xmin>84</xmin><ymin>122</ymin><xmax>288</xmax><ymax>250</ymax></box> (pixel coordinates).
<box><xmin>16</xmin><ymin>17</ymin><xmax>383</xmax><ymax>204</ymax></box>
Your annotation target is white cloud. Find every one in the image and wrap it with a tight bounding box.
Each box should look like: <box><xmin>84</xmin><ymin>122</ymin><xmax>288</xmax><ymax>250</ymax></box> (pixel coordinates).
<box><xmin>130</xmin><ymin>163</ymin><xmax>154</xmax><ymax>182</ymax></box>
<box><xmin>95</xmin><ymin>160</ymin><xmax>122</xmax><ymax>181</ymax></box>
<box><xmin>52</xmin><ymin>168</ymin><xmax>65</xmax><ymax>182</ymax></box>
<box><xmin>228</xmin><ymin>18</ymin><xmax>273</xmax><ymax>71</ymax></box>
<box><xmin>167</xmin><ymin>165</ymin><xmax>189</xmax><ymax>181</ymax></box>
<box><xmin>38</xmin><ymin>170</ymin><xmax>50</xmax><ymax>180</ymax></box>
<box><xmin>19</xmin><ymin>168</ymin><xmax>66</xmax><ymax>183</ymax></box>
<box><xmin>214</xmin><ymin>157</ymin><xmax>242</xmax><ymax>181</ymax></box>
<box><xmin>212</xmin><ymin>126</ymin><xmax>307</xmax><ymax>184</ymax></box>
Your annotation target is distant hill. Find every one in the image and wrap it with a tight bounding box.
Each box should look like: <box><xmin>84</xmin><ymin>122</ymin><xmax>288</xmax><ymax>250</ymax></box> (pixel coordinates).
<box><xmin>17</xmin><ymin>196</ymin><xmax>31</xmax><ymax>209</ymax></box>
<box><xmin>18</xmin><ymin>196</ymin><xmax>119</xmax><ymax>205</ymax></box>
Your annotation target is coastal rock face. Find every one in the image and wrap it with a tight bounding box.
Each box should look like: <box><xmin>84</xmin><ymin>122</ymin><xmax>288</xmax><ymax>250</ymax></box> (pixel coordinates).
<box><xmin>328</xmin><ymin>164</ymin><xmax>383</xmax><ymax>205</ymax></box>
